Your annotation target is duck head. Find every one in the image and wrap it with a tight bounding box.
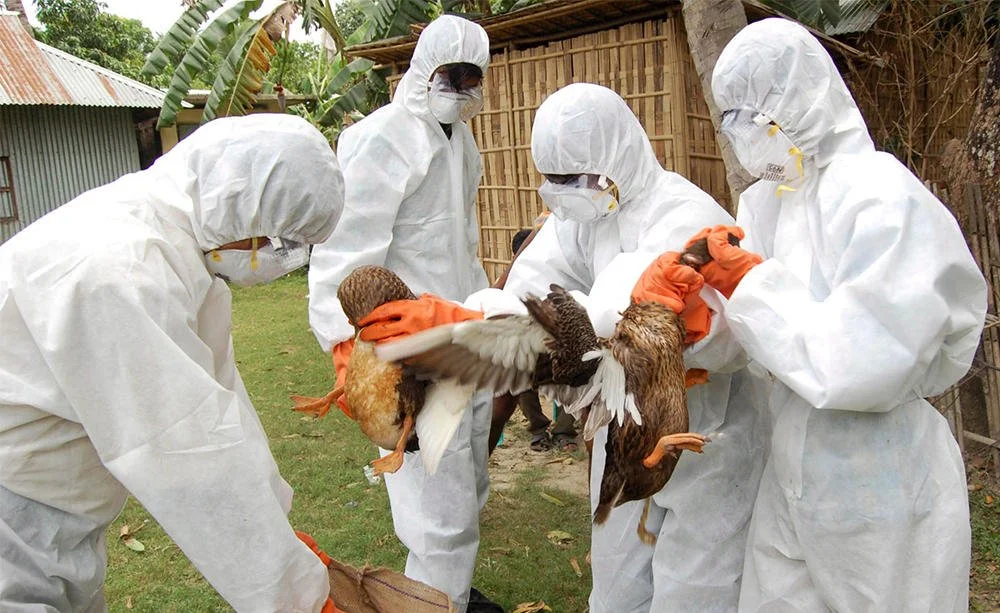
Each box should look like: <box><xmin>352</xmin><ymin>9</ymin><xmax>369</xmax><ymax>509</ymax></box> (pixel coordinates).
<box><xmin>338</xmin><ymin>265</ymin><xmax>417</xmax><ymax>329</ymax></box>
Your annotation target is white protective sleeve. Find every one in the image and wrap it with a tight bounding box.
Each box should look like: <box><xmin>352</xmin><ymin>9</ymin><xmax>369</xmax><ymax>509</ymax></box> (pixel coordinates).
<box><xmin>41</xmin><ymin>255</ymin><xmax>329</xmax><ymax>613</ymax></box>
<box><xmin>727</xmin><ymin>166</ymin><xmax>987</xmax><ymax>413</ymax></box>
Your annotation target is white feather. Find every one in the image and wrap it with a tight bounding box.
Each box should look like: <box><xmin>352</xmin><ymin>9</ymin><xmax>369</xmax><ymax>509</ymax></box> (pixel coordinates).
<box><xmin>375</xmin><ymin>318</ymin><xmax>550</xmax><ymax>395</ymax></box>
<box><xmin>415</xmin><ymin>378</ymin><xmax>477</xmax><ymax>475</ymax></box>
<box><xmin>558</xmin><ymin>347</ymin><xmax>641</xmax><ymax>440</ymax></box>
<box><xmin>375</xmin><ymin>324</ymin><xmax>457</xmax><ymax>362</ymax></box>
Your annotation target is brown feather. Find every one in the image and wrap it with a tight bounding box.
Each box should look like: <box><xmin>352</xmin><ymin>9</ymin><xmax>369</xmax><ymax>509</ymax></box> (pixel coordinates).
<box><xmin>594</xmin><ymin>301</ymin><xmax>689</xmax><ymax>525</ymax></box>
<box><xmin>337</xmin><ymin>266</ymin><xmax>424</xmax><ymax>459</ymax></box>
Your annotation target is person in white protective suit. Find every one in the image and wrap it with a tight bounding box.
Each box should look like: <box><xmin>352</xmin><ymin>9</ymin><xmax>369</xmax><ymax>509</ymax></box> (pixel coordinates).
<box><xmin>306</xmin><ymin>15</ymin><xmax>501</xmax><ymax>613</ymax></box>
<box><xmin>0</xmin><ymin>115</ymin><xmax>347</xmax><ymax>612</ymax></box>
<box><xmin>699</xmin><ymin>18</ymin><xmax>988</xmax><ymax>612</ymax></box>
<box><xmin>498</xmin><ymin>83</ymin><xmax>769</xmax><ymax>612</ymax></box>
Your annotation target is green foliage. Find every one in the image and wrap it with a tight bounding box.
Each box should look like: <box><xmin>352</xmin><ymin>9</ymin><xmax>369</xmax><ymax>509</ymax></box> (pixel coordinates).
<box><xmin>490</xmin><ymin>0</ymin><xmax>541</xmax><ymax>13</ymax></box>
<box><xmin>335</xmin><ymin>0</ymin><xmax>370</xmax><ymax>38</ymax></box>
<box><xmin>141</xmin><ymin>0</ymin><xmax>227</xmax><ymax>77</ymax></box>
<box><xmin>267</xmin><ymin>40</ymin><xmax>322</xmax><ymax>94</ymax></box>
<box><xmin>359</xmin><ymin>0</ymin><xmax>436</xmax><ymax>39</ymax></box>
<box><xmin>201</xmin><ymin>15</ymin><xmax>276</xmax><ymax>123</ymax></box>
<box><xmin>35</xmin><ymin>0</ymin><xmax>165</xmax><ymax>86</ymax></box>
<box><xmin>289</xmin><ymin>53</ymin><xmax>388</xmax><ymax>144</ymax></box>
<box><xmin>759</xmin><ymin>0</ymin><xmax>887</xmax><ymax>33</ymax></box>
<box><xmin>155</xmin><ymin>0</ymin><xmax>263</xmax><ymax>129</ymax></box>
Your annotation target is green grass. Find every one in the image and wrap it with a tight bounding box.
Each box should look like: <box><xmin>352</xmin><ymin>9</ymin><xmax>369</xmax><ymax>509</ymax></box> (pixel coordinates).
<box><xmin>103</xmin><ymin>271</ymin><xmax>593</xmax><ymax>612</ymax></box>
<box><xmin>970</xmin><ymin>475</ymin><xmax>1000</xmax><ymax>612</ymax></box>
<box><xmin>101</xmin><ymin>272</ymin><xmax>1000</xmax><ymax>612</ymax></box>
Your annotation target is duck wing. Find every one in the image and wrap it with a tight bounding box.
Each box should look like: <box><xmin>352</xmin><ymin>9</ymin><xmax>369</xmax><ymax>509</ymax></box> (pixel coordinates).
<box><xmin>374</xmin><ymin>315</ymin><xmax>550</xmax><ymax>395</ymax></box>
<box><xmin>542</xmin><ymin>344</ymin><xmax>640</xmax><ymax>441</ymax></box>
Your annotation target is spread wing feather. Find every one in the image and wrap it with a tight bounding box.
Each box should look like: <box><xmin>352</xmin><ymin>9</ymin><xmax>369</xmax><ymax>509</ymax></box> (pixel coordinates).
<box><xmin>374</xmin><ymin>317</ymin><xmax>550</xmax><ymax>394</ymax></box>
<box><xmin>542</xmin><ymin>347</ymin><xmax>640</xmax><ymax>441</ymax></box>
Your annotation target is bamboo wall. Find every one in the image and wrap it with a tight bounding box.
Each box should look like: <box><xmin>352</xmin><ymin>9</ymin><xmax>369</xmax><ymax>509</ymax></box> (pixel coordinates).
<box><xmin>929</xmin><ymin>182</ymin><xmax>1000</xmax><ymax>473</ymax></box>
<box><xmin>388</xmin><ymin>11</ymin><xmax>727</xmax><ymax>282</ymax></box>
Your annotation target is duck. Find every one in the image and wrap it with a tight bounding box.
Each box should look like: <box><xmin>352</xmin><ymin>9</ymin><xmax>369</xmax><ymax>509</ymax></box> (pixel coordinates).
<box><xmin>591</xmin><ymin>301</ymin><xmax>708</xmax><ymax>544</ymax></box>
<box><xmin>293</xmin><ymin>265</ymin><xmax>468</xmax><ymax>477</ymax></box>
<box><xmin>374</xmin><ymin>282</ymin><xmax>709</xmax><ymax>544</ymax></box>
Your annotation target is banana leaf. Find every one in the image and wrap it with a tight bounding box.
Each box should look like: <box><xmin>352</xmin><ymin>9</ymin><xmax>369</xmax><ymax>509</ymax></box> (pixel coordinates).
<box><xmin>202</xmin><ymin>17</ymin><xmax>278</xmax><ymax>123</ymax></box>
<box><xmin>142</xmin><ymin>0</ymin><xmax>227</xmax><ymax>76</ymax></box>
<box><xmin>156</xmin><ymin>0</ymin><xmax>265</xmax><ymax>129</ymax></box>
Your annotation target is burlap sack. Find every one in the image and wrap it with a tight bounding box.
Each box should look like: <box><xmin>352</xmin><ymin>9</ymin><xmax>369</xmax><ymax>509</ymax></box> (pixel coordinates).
<box><xmin>328</xmin><ymin>558</ymin><xmax>454</xmax><ymax>613</ymax></box>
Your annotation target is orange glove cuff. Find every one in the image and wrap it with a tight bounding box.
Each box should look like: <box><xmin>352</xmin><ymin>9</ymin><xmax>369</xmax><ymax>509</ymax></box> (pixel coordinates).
<box><xmin>295</xmin><ymin>530</ymin><xmax>332</xmax><ymax>567</ymax></box>
<box><xmin>322</xmin><ymin>598</ymin><xmax>347</xmax><ymax>613</ymax></box>
<box><xmin>686</xmin><ymin>225</ymin><xmax>761</xmax><ymax>298</ymax></box>
<box><xmin>331</xmin><ymin>340</ymin><xmax>354</xmax><ymax>418</ymax></box>
<box><xmin>357</xmin><ymin>294</ymin><xmax>484</xmax><ymax>344</ymax></box>
<box><xmin>679</xmin><ymin>294</ymin><xmax>712</xmax><ymax>345</ymax></box>
<box><xmin>631</xmin><ymin>252</ymin><xmax>705</xmax><ymax>312</ymax></box>
<box><xmin>632</xmin><ymin>252</ymin><xmax>711</xmax><ymax>344</ymax></box>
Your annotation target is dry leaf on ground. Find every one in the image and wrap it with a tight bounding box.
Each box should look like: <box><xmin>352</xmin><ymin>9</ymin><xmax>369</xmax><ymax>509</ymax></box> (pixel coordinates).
<box><xmin>546</xmin><ymin>530</ymin><xmax>574</xmax><ymax>547</ymax></box>
<box><xmin>512</xmin><ymin>601</ymin><xmax>552</xmax><ymax>613</ymax></box>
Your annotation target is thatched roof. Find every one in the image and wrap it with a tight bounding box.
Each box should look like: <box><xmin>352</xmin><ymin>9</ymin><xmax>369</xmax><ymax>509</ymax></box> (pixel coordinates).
<box><xmin>345</xmin><ymin>0</ymin><xmax>870</xmax><ymax>66</ymax></box>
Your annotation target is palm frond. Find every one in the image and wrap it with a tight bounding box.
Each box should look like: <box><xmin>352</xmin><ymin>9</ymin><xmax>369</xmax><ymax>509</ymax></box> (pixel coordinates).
<box><xmin>202</xmin><ymin>17</ymin><xmax>279</xmax><ymax>123</ymax></box>
<box><xmin>142</xmin><ymin>0</ymin><xmax>227</xmax><ymax>76</ymax></box>
<box><xmin>156</xmin><ymin>0</ymin><xmax>265</xmax><ymax>129</ymax></box>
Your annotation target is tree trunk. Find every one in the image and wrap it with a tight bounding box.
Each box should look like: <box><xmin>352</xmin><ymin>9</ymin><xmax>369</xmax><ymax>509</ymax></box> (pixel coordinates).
<box><xmin>4</xmin><ymin>0</ymin><xmax>34</xmax><ymax>36</ymax></box>
<box><xmin>966</xmin><ymin>40</ymin><xmax>1000</xmax><ymax>216</ymax></box>
<box><xmin>681</xmin><ymin>0</ymin><xmax>753</xmax><ymax>212</ymax></box>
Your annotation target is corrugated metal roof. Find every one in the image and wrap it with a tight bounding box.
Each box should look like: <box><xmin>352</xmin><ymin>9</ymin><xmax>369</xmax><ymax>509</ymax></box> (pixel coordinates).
<box><xmin>0</xmin><ymin>12</ymin><xmax>164</xmax><ymax>108</ymax></box>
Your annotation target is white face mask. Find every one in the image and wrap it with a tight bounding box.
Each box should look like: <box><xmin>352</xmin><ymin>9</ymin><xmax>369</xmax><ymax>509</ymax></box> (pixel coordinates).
<box><xmin>205</xmin><ymin>237</ymin><xmax>309</xmax><ymax>287</ymax></box>
<box><xmin>721</xmin><ymin>109</ymin><xmax>805</xmax><ymax>185</ymax></box>
<box><xmin>537</xmin><ymin>175</ymin><xmax>620</xmax><ymax>224</ymax></box>
<box><xmin>427</xmin><ymin>72</ymin><xmax>484</xmax><ymax>124</ymax></box>
<box><xmin>428</xmin><ymin>88</ymin><xmax>484</xmax><ymax>124</ymax></box>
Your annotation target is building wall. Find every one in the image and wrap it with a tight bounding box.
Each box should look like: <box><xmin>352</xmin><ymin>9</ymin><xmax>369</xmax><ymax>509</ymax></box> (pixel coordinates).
<box><xmin>0</xmin><ymin>105</ymin><xmax>140</xmax><ymax>243</ymax></box>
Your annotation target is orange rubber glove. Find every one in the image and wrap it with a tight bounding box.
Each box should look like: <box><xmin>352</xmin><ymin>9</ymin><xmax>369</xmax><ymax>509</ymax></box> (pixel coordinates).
<box><xmin>294</xmin><ymin>531</ymin><xmax>347</xmax><ymax>613</ymax></box>
<box><xmin>632</xmin><ymin>252</ymin><xmax>712</xmax><ymax>345</ymax></box>
<box><xmin>357</xmin><ymin>293</ymin><xmax>484</xmax><ymax>344</ymax></box>
<box><xmin>684</xmin><ymin>225</ymin><xmax>763</xmax><ymax>298</ymax></box>
<box><xmin>331</xmin><ymin>339</ymin><xmax>354</xmax><ymax>418</ymax></box>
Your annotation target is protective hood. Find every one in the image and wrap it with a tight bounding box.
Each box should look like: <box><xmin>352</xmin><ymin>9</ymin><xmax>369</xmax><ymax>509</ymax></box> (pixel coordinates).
<box><xmin>531</xmin><ymin>83</ymin><xmax>659</xmax><ymax>205</ymax></box>
<box><xmin>712</xmin><ymin>18</ymin><xmax>873</xmax><ymax>168</ymax></box>
<box><xmin>150</xmin><ymin>114</ymin><xmax>344</xmax><ymax>251</ymax></box>
<box><xmin>395</xmin><ymin>15</ymin><xmax>490</xmax><ymax>122</ymax></box>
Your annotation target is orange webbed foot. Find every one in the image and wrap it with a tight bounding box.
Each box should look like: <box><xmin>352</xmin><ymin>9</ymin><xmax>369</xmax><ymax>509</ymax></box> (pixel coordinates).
<box><xmin>369</xmin><ymin>414</ymin><xmax>415</xmax><ymax>476</ymax></box>
<box><xmin>642</xmin><ymin>433</ymin><xmax>710</xmax><ymax>469</ymax></box>
<box><xmin>291</xmin><ymin>386</ymin><xmax>344</xmax><ymax>419</ymax></box>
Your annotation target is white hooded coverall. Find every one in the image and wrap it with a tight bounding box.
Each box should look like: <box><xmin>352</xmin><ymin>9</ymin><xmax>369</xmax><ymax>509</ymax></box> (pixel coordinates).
<box><xmin>306</xmin><ymin>15</ymin><xmax>491</xmax><ymax>612</ymax></box>
<box><xmin>501</xmin><ymin>83</ymin><xmax>769</xmax><ymax>612</ymax></box>
<box><xmin>712</xmin><ymin>19</ymin><xmax>988</xmax><ymax>612</ymax></box>
<box><xmin>0</xmin><ymin>115</ymin><xmax>345</xmax><ymax>612</ymax></box>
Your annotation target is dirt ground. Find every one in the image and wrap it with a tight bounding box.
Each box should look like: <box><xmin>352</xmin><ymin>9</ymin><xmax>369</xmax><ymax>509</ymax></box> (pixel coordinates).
<box><xmin>488</xmin><ymin>410</ymin><xmax>590</xmax><ymax>500</ymax></box>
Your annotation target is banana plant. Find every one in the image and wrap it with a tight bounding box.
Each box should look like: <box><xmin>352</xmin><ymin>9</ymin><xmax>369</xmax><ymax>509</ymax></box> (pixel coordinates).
<box><xmin>144</xmin><ymin>0</ymin><xmax>350</xmax><ymax>128</ymax></box>
<box><xmin>144</xmin><ymin>0</ymin><xmax>444</xmax><ymax>129</ymax></box>
<box><xmin>759</xmin><ymin>0</ymin><xmax>887</xmax><ymax>33</ymax></box>
<box><xmin>289</xmin><ymin>52</ymin><xmax>388</xmax><ymax>144</ymax></box>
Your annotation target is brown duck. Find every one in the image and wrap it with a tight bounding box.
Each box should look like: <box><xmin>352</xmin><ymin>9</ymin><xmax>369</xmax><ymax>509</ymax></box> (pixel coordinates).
<box><xmin>592</xmin><ymin>301</ymin><xmax>708</xmax><ymax>544</ymax></box>
<box><xmin>293</xmin><ymin>265</ymin><xmax>429</xmax><ymax>476</ymax></box>
<box><xmin>374</xmin><ymin>283</ymin><xmax>709</xmax><ymax>544</ymax></box>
